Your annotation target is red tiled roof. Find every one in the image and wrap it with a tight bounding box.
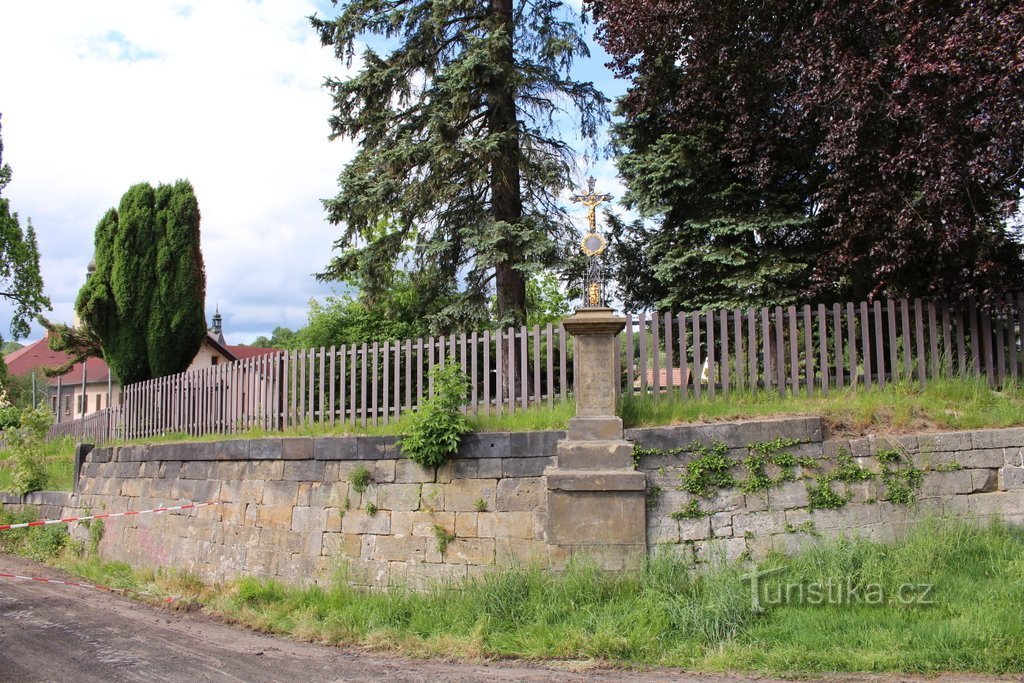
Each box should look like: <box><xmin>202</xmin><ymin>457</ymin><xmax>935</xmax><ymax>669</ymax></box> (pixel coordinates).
<box><xmin>3</xmin><ymin>336</ymin><xmax>113</xmax><ymax>385</ymax></box>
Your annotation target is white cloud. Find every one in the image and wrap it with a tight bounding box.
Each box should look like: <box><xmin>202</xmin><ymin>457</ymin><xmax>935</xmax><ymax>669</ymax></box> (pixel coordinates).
<box><xmin>0</xmin><ymin>0</ymin><xmax>356</xmax><ymax>344</ymax></box>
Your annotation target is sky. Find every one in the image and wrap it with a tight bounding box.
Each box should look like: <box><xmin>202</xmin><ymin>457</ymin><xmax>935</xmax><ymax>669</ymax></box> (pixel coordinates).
<box><xmin>0</xmin><ymin>0</ymin><xmax>626</xmax><ymax>346</ymax></box>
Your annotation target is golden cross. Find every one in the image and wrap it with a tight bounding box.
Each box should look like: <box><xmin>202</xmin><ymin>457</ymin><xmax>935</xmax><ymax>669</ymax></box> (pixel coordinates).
<box><xmin>570</xmin><ymin>177</ymin><xmax>613</xmax><ymax>231</ymax></box>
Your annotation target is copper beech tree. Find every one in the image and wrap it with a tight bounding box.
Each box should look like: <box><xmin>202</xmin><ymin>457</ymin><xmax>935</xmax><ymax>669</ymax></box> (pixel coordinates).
<box><xmin>592</xmin><ymin>0</ymin><xmax>1024</xmax><ymax>308</ymax></box>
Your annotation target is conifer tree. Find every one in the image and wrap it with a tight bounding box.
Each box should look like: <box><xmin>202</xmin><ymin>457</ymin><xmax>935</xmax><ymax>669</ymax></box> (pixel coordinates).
<box><xmin>310</xmin><ymin>0</ymin><xmax>607</xmax><ymax>328</ymax></box>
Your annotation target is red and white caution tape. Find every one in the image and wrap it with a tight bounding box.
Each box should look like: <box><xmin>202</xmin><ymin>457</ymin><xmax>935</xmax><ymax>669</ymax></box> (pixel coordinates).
<box><xmin>0</xmin><ymin>502</ymin><xmax>221</xmax><ymax>532</ymax></box>
<box><xmin>0</xmin><ymin>571</ymin><xmax>176</xmax><ymax>602</ymax></box>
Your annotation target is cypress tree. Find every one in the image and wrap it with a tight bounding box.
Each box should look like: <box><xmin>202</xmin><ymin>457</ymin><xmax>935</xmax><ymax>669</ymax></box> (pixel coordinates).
<box><xmin>73</xmin><ymin>181</ymin><xmax>206</xmax><ymax>385</ymax></box>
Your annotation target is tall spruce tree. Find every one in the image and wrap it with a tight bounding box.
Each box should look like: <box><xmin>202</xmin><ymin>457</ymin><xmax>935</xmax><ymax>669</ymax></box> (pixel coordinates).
<box><xmin>64</xmin><ymin>180</ymin><xmax>207</xmax><ymax>385</ymax></box>
<box><xmin>310</xmin><ymin>0</ymin><xmax>607</xmax><ymax>328</ymax></box>
<box><xmin>0</xmin><ymin>114</ymin><xmax>51</xmax><ymax>347</ymax></box>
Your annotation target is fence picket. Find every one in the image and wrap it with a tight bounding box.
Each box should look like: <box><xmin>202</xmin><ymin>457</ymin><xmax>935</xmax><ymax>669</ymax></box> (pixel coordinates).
<box><xmin>803</xmin><ymin>304</ymin><xmax>814</xmax><ymax>395</ymax></box>
<box><xmin>719</xmin><ymin>309</ymin><xmax>729</xmax><ymax>396</ymax></box>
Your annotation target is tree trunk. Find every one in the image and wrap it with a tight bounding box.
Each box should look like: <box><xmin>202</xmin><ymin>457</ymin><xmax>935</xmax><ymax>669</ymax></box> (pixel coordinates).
<box><xmin>489</xmin><ymin>0</ymin><xmax>527</xmax><ymax>401</ymax></box>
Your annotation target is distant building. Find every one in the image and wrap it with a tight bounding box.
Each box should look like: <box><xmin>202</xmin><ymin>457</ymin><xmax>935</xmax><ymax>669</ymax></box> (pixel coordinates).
<box><xmin>3</xmin><ymin>310</ymin><xmax>278</xmax><ymax>421</ymax></box>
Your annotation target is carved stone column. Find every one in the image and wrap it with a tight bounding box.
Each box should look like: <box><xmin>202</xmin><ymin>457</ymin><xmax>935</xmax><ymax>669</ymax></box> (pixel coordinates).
<box><xmin>545</xmin><ymin>307</ymin><xmax>646</xmax><ymax>569</ymax></box>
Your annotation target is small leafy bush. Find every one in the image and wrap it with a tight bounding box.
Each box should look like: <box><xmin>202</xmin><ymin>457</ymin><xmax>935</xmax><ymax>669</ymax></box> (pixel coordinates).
<box><xmin>401</xmin><ymin>360</ymin><xmax>471</xmax><ymax>467</ymax></box>
<box><xmin>4</xmin><ymin>404</ymin><xmax>53</xmax><ymax>496</ymax></box>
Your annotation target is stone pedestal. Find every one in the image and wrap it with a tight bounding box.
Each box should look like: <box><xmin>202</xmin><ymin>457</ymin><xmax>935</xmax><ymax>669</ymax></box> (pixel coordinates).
<box><xmin>545</xmin><ymin>308</ymin><xmax>646</xmax><ymax>569</ymax></box>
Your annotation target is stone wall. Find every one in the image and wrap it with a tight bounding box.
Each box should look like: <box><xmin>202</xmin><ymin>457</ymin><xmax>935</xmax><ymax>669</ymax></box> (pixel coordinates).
<box><xmin>3</xmin><ymin>419</ymin><xmax>1023</xmax><ymax>587</ymax></box>
<box><xmin>637</xmin><ymin>421</ymin><xmax>1024</xmax><ymax>564</ymax></box>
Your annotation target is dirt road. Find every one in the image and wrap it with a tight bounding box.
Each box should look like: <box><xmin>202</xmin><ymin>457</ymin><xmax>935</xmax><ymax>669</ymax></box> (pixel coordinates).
<box><xmin>0</xmin><ymin>553</ymin><xmax>1018</xmax><ymax>683</ymax></box>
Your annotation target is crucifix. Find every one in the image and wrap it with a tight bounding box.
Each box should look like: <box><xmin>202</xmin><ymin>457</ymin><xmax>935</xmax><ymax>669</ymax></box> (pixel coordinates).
<box><xmin>571</xmin><ymin>177</ymin><xmax>614</xmax><ymax>307</ymax></box>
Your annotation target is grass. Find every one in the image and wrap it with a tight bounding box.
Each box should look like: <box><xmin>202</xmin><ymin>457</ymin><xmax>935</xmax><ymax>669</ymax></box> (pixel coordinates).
<box><xmin>619</xmin><ymin>375</ymin><xmax>1024</xmax><ymax>436</ymax></box>
<box><xmin>0</xmin><ymin>435</ymin><xmax>76</xmax><ymax>494</ymax></box>
<box><xmin>5</xmin><ymin>515</ymin><xmax>1021</xmax><ymax>674</ymax></box>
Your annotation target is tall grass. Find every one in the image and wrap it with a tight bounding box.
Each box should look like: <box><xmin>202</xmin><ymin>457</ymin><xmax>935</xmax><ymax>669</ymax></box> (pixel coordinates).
<box><xmin>197</xmin><ymin>519</ymin><xmax>1024</xmax><ymax>672</ymax></box>
<box><xmin>0</xmin><ymin>435</ymin><xmax>76</xmax><ymax>494</ymax></box>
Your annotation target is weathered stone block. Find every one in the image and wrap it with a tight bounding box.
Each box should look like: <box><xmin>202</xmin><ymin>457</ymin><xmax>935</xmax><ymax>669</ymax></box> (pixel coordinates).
<box><xmin>395</xmin><ymin>460</ymin><xmax>437</xmax><ymax>483</ymax></box>
<box><xmin>214</xmin><ymin>439</ymin><xmax>249</xmax><ymax>461</ymax></box>
<box><xmin>459</xmin><ymin>432</ymin><xmax>510</xmax><ymax>459</ymax></box>
<box><xmin>291</xmin><ymin>506</ymin><xmax>328</xmax><ymax>532</ymax></box>
<box><xmin>477</xmin><ymin>511</ymin><xmax>536</xmax><ymax>540</ymax></box>
<box><xmin>159</xmin><ymin>461</ymin><xmax>183</xmax><ymax>479</ymax></box>
<box><xmin>246</xmin><ymin>461</ymin><xmax>284</xmax><ymax>481</ymax></box>
<box><xmin>694</xmin><ymin>537</ymin><xmax>746</xmax><ymax>564</ymax></box>
<box><xmin>968</xmin><ymin>491</ymin><xmax>1024</xmax><ymax>516</ymax></box>
<box><xmin>999</xmin><ymin>467</ymin><xmax>1024</xmax><ymax>491</ymax></box>
<box><xmin>322</xmin><ymin>532</ymin><xmax>362</xmax><ymax>558</ymax></box>
<box><xmin>281</xmin><ymin>438</ymin><xmax>313</xmax><ymax>460</ymax></box>
<box><xmin>373</xmin><ymin>459</ymin><xmax>397</xmax><ymax>484</ymax></box>
<box><xmin>455</xmin><ymin>512</ymin><xmax>478</xmax><ymax>537</ymax></box>
<box><xmin>313</xmin><ymin>437</ymin><xmax>358</xmax><ymax>461</ymax></box>
<box><xmin>444</xmin><ymin>538</ymin><xmax>495</xmax><ymax>565</ymax></box>
<box><xmin>262</xmin><ymin>481</ymin><xmax>299</xmax><ymax>506</ymax></box>
<box><xmin>283</xmin><ymin>460</ymin><xmax>325</xmax><ymax>482</ymax></box>
<box><xmin>870</xmin><ymin>434</ymin><xmax>920</xmax><ymax>454</ymax></box>
<box><xmin>678</xmin><ymin>516</ymin><xmax>711</xmax><ymax>541</ymax></box>
<box><xmin>510</xmin><ymin>430</ymin><xmax>562</xmax><ymax>456</ymax></box>
<box><xmin>556</xmin><ymin>441</ymin><xmax>632</xmax><ymax>470</ymax></box>
<box><xmin>390</xmin><ymin>511</ymin><xmax>414</xmax><ymax>536</ymax></box>
<box><xmin>548</xmin><ymin>490</ymin><xmax>645</xmax><ymax>546</ymax></box>
<box><xmin>355</xmin><ymin>436</ymin><xmax>390</xmax><ymax>460</ymax></box>
<box><xmin>444</xmin><ymin>479</ymin><xmax>497</xmax><ymax>511</ymax></box>
<box><xmin>972</xmin><ymin>428</ymin><xmax>1024</xmax><ymax>450</ymax></box>
<box><xmin>250</xmin><ymin>439</ymin><xmax>282</xmax><ymax>460</ymax></box>
<box><xmin>952</xmin><ymin>449</ymin><xmax>1005</xmax><ymax>469</ymax></box>
<box><xmin>502</xmin><ymin>456</ymin><xmax>555</xmax><ymax>477</ymax></box>
<box><xmin>179</xmin><ymin>462</ymin><xmax>215</xmax><ymax>480</ymax></box>
<box><xmin>849</xmin><ymin>438</ymin><xmax>872</xmax><ymax>458</ymax></box>
<box><xmin>710</xmin><ymin>511</ymin><xmax>733</xmax><ymax>537</ymax></box>
<box><xmin>477</xmin><ymin>458</ymin><xmax>503</xmax><ymax>479</ymax></box>
<box><xmin>374</xmin><ymin>535</ymin><xmax>427</xmax><ymax>562</ymax></box>
<box><xmin>412</xmin><ymin>511</ymin><xmax>454</xmax><ymax>537</ymax></box>
<box><xmin>920</xmin><ymin>470</ymin><xmax>974</xmax><ymax>497</ymax></box>
<box><xmin>496</xmin><ymin>539</ymin><xmax>548</xmax><ymax>566</ymax></box>
<box><xmin>220</xmin><ymin>479</ymin><xmax>264</xmax><ymax>504</ymax></box>
<box><xmin>822</xmin><ymin>440</ymin><xmax>851</xmax><ymax>458</ymax></box>
<box><xmin>378</xmin><ymin>483</ymin><xmax>423</xmax><ymax>511</ymax></box>
<box><xmin>449</xmin><ymin>458</ymin><xmax>478</xmax><ymax>479</ymax></box>
<box><xmin>419</xmin><ymin>483</ymin><xmax>445</xmax><ymax>512</ymax></box>
<box><xmin>733</xmin><ymin>510</ymin><xmax>787</xmax><ymax>536</ymax></box>
<box><xmin>918</xmin><ymin>431</ymin><xmax>973</xmax><ymax>453</ymax></box>
<box><xmin>568</xmin><ymin>416</ymin><xmax>623</xmax><ymax>441</ymax></box>
<box><xmin>546</xmin><ymin>470</ymin><xmax>646</xmax><ymax>492</ymax></box>
<box><xmin>626</xmin><ymin>425</ymin><xmax>693</xmax><ymax>451</ymax></box>
<box><xmin>341</xmin><ymin>509</ymin><xmax>391</xmax><ymax>535</ymax></box>
<box><xmin>305</xmin><ymin>481</ymin><xmax>349</xmax><ymax>508</ymax></box>
<box><xmin>257</xmin><ymin>504</ymin><xmax>294</xmax><ymax>529</ymax></box>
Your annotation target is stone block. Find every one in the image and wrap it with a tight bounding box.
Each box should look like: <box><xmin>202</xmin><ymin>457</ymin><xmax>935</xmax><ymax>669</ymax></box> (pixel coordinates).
<box><xmin>378</xmin><ymin>483</ymin><xmax>423</xmax><ymax>511</ymax></box>
<box><xmin>1004</xmin><ymin>447</ymin><xmax>1024</xmax><ymax>467</ymax></box>
<box><xmin>120</xmin><ymin>478</ymin><xmax>144</xmax><ymax>498</ymax></box>
<box><xmin>710</xmin><ymin>511</ymin><xmax>733</xmax><ymax>537</ymax></box>
<box><xmin>281</xmin><ymin>438</ymin><xmax>313</xmax><ymax>460</ymax></box>
<box><xmin>291</xmin><ymin>506</ymin><xmax>328</xmax><ymax>532</ymax></box>
<box><xmin>510</xmin><ymin>430</ymin><xmax>562</xmax><ymax>457</ymax></box>
<box><xmin>999</xmin><ymin>467</ymin><xmax>1024</xmax><ymax>491</ymax></box>
<box><xmin>313</xmin><ymin>437</ymin><xmax>358</xmax><ymax>460</ymax></box>
<box><xmin>626</xmin><ymin>425</ymin><xmax>693</xmax><ymax>451</ymax></box>
<box><xmin>373</xmin><ymin>459</ymin><xmax>397</xmax><ymax>484</ymax></box>
<box><xmin>945</xmin><ymin>449</ymin><xmax>1004</xmax><ymax>469</ymax></box>
<box><xmin>455</xmin><ymin>512</ymin><xmax>478</xmax><ymax>537</ymax></box>
<box><xmin>969</xmin><ymin>468</ymin><xmax>997</xmax><ymax>493</ymax></box>
<box><xmin>159</xmin><ymin>462</ymin><xmax>182</xmax><ymax>479</ymax></box>
<box><xmin>220</xmin><ymin>479</ymin><xmax>264</xmax><ymax>504</ymax></box>
<box><xmin>444</xmin><ymin>538</ymin><xmax>495</xmax><ymax>565</ymax></box>
<box><xmin>355</xmin><ymin>436</ymin><xmax>390</xmax><ymax>460</ymax></box>
<box><xmin>322</xmin><ymin>532</ymin><xmax>362</xmax><ymax>558</ymax></box>
<box><xmin>496</xmin><ymin>539</ymin><xmax>549</xmax><ymax>566</ymax></box>
<box><xmin>478</xmin><ymin>458</ymin><xmax>503</xmax><ymax>479</ymax></box>
<box><xmin>971</xmin><ymin>428</ymin><xmax>1024</xmax><ymax>450</ymax></box>
<box><xmin>444</xmin><ymin>479</ymin><xmax>497</xmax><ymax>511</ymax></box>
<box><xmin>744</xmin><ymin>491</ymin><xmax>769</xmax><ymax>512</ymax></box>
<box><xmin>245</xmin><ymin>461</ymin><xmax>284</xmax><ymax>481</ymax></box>
<box><xmin>340</xmin><ymin>559</ymin><xmax>391</xmax><ymax>588</ymax></box>
<box><xmin>568</xmin><ymin>416</ymin><xmax>623</xmax><ymax>441</ymax></box>
<box><xmin>373</xmin><ymin>535</ymin><xmax>427</xmax><ymax>562</ymax></box>
<box><xmin>968</xmin><ymin>491</ymin><xmax>1024</xmax><ymax>516</ymax></box>
<box><xmin>458</xmin><ymin>432</ymin><xmax>510</xmax><ymax>459</ymax></box>
<box><xmin>546</xmin><ymin>470</ymin><xmax>646</xmax><ymax>492</ymax></box>
<box><xmin>920</xmin><ymin>470</ymin><xmax>975</xmax><ymax>497</ymax></box>
<box><xmin>283</xmin><ymin>460</ymin><xmax>325</xmax><ymax>482</ymax></box>
<box><xmin>412</xmin><ymin>511</ymin><xmax>454</xmax><ymax>537</ymax></box>
<box><xmin>849</xmin><ymin>438</ymin><xmax>872</xmax><ymax>458</ymax></box>
<box><xmin>305</xmin><ymin>481</ymin><xmax>349</xmax><ymax>508</ymax></box>
<box><xmin>395</xmin><ymin>460</ymin><xmax>437</xmax><ymax>483</ymax></box>
<box><xmin>502</xmin><ymin>456</ymin><xmax>554</xmax><ymax>477</ymax></box>
<box><xmin>214</xmin><ymin>439</ymin><xmax>249</xmax><ymax>461</ymax></box>
<box><xmin>257</xmin><ymin>504</ymin><xmax>293</xmax><ymax>529</ymax></box>
<box><xmin>390</xmin><ymin>511</ymin><xmax>414</xmax><ymax>536</ymax></box>
<box><xmin>678</xmin><ymin>516</ymin><xmax>711</xmax><ymax>541</ymax></box>
<box><xmin>114</xmin><ymin>462</ymin><xmax>142</xmax><ymax>478</ymax></box>
<box><xmin>477</xmin><ymin>511</ymin><xmax>537</xmax><ymax>540</ymax></box>
<box><xmin>214</xmin><ymin>461</ymin><xmax>246</xmax><ymax>480</ymax></box>
<box><xmin>647</xmin><ymin>517</ymin><xmax>680</xmax><ymax>544</ymax></box>
<box><xmin>556</xmin><ymin>441</ymin><xmax>632</xmax><ymax>470</ymax></box>
<box><xmin>917</xmin><ymin>431</ymin><xmax>973</xmax><ymax>453</ymax></box>
<box><xmin>702</xmin><ymin>489</ymin><xmax>746</xmax><ymax>513</ymax></box>
<box><xmin>342</xmin><ymin>509</ymin><xmax>391</xmax><ymax>535</ymax></box>
<box><xmin>733</xmin><ymin>510</ymin><xmax>787</xmax><ymax>536</ymax></box>
<box><xmin>173</xmin><ymin>479</ymin><xmax>222</xmax><ymax>504</ymax></box>
<box><xmin>449</xmin><ymin>459</ymin><xmax>478</xmax><ymax>479</ymax></box>
<box><xmin>822</xmin><ymin>440</ymin><xmax>851</xmax><ymax>458</ymax></box>
<box><xmin>870</xmin><ymin>434</ymin><xmax>919</xmax><ymax>454</ymax></box>
<box><xmin>262</xmin><ymin>481</ymin><xmax>299</xmax><ymax>506</ymax></box>
<box><xmin>419</xmin><ymin>483</ymin><xmax>445</xmax><ymax>512</ymax></box>
<box><xmin>179</xmin><ymin>462</ymin><xmax>215</xmax><ymax>480</ymax></box>
<box><xmin>388</xmin><ymin>562</ymin><xmax>466</xmax><ymax>591</ymax></box>
<box><xmin>808</xmin><ymin>503</ymin><xmax>880</xmax><ymax>529</ymax></box>
<box><xmin>250</xmin><ymin>439</ymin><xmax>283</xmax><ymax>460</ymax></box>
<box><xmin>548</xmin><ymin>490</ymin><xmax>645</xmax><ymax>546</ymax></box>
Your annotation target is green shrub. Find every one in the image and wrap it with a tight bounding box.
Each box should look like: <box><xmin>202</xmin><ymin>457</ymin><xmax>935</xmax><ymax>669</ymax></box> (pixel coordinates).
<box><xmin>349</xmin><ymin>466</ymin><xmax>371</xmax><ymax>493</ymax></box>
<box><xmin>400</xmin><ymin>360</ymin><xmax>471</xmax><ymax>467</ymax></box>
<box><xmin>4</xmin><ymin>404</ymin><xmax>53</xmax><ymax>496</ymax></box>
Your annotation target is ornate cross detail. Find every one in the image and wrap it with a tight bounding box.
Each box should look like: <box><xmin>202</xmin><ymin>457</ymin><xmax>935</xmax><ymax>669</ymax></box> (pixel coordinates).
<box><xmin>571</xmin><ymin>177</ymin><xmax>614</xmax><ymax>307</ymax></box>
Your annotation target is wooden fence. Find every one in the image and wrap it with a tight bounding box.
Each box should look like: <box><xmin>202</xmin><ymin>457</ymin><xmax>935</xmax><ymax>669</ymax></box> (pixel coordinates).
<box><xmin>36</xmin><ymin>293</ymin><xmax>1023</xmax><ymax>444</ymax></box>
<box><xmin>46</xmin><ymin>406</ymin><xmax>123</xmax><ymax>446</ymax></box>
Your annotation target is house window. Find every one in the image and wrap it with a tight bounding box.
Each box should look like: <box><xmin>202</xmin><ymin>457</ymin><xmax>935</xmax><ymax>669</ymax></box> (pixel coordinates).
<box><xmin>95</xmin><ymin>394</ymin><xmax>102</xmax><ymax>411</ymax></box>
<box><xmin>63</xmin><ymin>395</ymin><xmax>71</xmax><ymax>415</ymax></box>
<box><xmin>211</xmin><ymin>355</ymin><xmax>219</xmax><ymax>366</ymax></box>
<box><xmin>76</xmin><ymin>395</ymin><xmax>84</xmax><ymax>414</ymax></box>
<box><xmin>51</xmin><ymin>396</ymin><xmax>57</xmax><ymax>412</ymax></box>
